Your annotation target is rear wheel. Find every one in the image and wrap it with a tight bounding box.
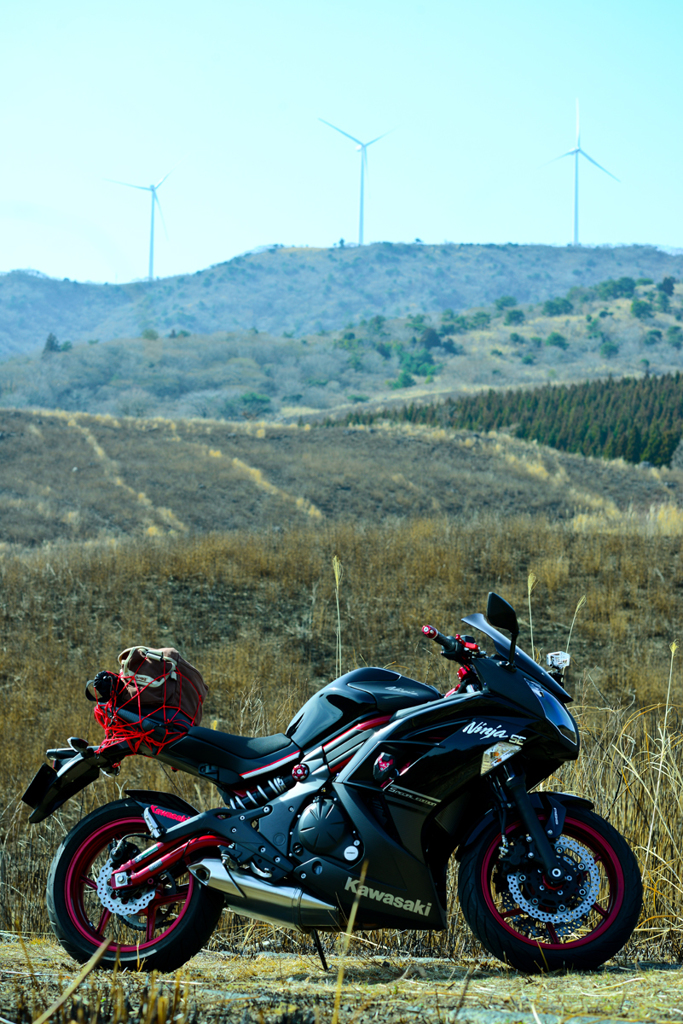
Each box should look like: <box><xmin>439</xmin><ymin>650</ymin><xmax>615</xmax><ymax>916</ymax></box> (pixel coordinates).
<box><xmin>47</xmin><ymin>799</ymin><xmax>224</xmax><ymax>971</ymax></box>
<box><xmin>458</xmin><ymin>807</ymin><xmax>642</xmax><ymax>973</ymax></box>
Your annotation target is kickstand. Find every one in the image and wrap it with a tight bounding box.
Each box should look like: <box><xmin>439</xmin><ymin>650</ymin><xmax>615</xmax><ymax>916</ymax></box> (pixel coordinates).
<box><xmin>311</xmin><ymin>929</ymin><xmax>328</xmax><ymax>972</ymax></box>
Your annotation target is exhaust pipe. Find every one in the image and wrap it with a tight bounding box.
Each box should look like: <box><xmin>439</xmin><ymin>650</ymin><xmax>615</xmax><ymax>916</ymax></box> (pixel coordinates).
<box><xmin>189</xmin><ymin>857</ymin><xmax>339</xmax><ymax>931</ymax></box>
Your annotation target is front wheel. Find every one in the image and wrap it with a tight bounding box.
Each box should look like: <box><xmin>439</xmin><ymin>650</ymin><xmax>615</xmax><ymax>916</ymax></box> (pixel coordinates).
<box><xmin>458</xmin><ymin>806</ymin><xmax>642</xmax><ymax>973</ymax></box>
<box><xmin>46</xmin><ymin>799</ymin><xmax>224</xmax><ymax>971</ymax></box>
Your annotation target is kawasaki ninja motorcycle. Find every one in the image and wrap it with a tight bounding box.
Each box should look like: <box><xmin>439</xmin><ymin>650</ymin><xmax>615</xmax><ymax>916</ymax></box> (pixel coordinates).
<box><xmin>22</xmin><ymin>593</ymin><xmax>642</xmax><ymax>974</ymax></box>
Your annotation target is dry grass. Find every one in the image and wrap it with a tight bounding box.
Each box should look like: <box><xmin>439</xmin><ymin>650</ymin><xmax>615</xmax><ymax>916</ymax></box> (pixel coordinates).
<box><xmin>2</xmin><ymin>513</ymin><xmax>683</xmax><ymax>1021</ymax></box>
<box><xmin>1</xmin><ymin>408</ymin><xmax>682</xmax><ymax>548</ymax></box>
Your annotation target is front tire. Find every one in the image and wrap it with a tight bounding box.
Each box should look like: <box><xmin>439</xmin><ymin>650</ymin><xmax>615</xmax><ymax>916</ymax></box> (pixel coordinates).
<box><xmin>46</xmin><ymin>799</ymin><xmax>224</xmax><ymax>971</ymax></box>
<box><xmin>458</xmin><ymin>806</ymin><xmax>642</xmax><ymax>973</ymax></box>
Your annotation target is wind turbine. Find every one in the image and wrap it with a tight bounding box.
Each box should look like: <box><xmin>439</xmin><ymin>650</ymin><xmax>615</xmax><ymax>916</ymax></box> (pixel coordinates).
<box><xmin>319</xmin><ymin>120</ymin><xmax>389</xmax><ymax>245</ymax></box>
<box><xmin>552</xmin><ymin>101</ymin><xmax>618</xmax><ymax>246</ymax></box>
<box><xmin>107</xmin><ymin>173</ymin><xmax>170</xmax><ymax>279</ymax></box>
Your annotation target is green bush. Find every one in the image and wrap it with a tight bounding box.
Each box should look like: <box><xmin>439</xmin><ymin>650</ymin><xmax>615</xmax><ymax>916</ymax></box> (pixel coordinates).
<box><xmin>509</xmin><ymin>333</ymin><xmax>524</xmax><ymax>344</ymax></box>
<box><xmin>631</xmin><ymin>298</ymin><xmax>653</xmax><ymax>320</ymax></box>
<box><xmin>522</xmin><ymin>354</ymin><xmax>535</xmax><ymax>365</ymax></box>
<box><xmin>469</xmin><ymin>311</ymin><xmax>491</xmax><ymax>329</ymax></box>
<box><xmin>241</xmin><ymin>391</ymin><xmax>271</xmax><ymax>408</ymax></box>
<box><xmin>504</xmin><ymin>309</ymin><xmax>525</xmax><ymax>326</ymax></box>
<box><xmin>658</xmin><ymin>276</ymin><xmax>676</xmax><ymax>297</ymax></box>
<box><xmin>141</xmin><ymin>328</ymin><xmax>159</xmax><ymax>340</ymax></box>
<box><xmin>644</xmin><ymin>330</ymin><xmax>662</xmax><ymax>347</ymax></box>
<box><xmin>542</xmin><ymin>297</ymin><xmax>573</xmax><ymax>316</ymax></box>
<box><xmin>495</xmin><ymin>295</ymin><xmax>517</xmax><ymax>310</ymax></box>
<box><xmin>600</xmin><ymin>339</ymin><xmax>620</xmax><ymax>359</ymax></box>
<box><xmin>667</xmin><ymin>326</ymin><xmax>682</xmax><ymax>350</ymax></box>
<box><xmin>420</xmin><ymin>328</ymin><xmax>441</xmax><ymax>349</ymax></box>
<box><xmin>389</xmin><ymin>369</ymin><xmax>416</xmax><ymax>389</ymax></box>
<box><xmin>596</xmin><ymin>277</ymin><xmax>635</xmax><ymax>299</ymax></box>
<box><xmin>545</xmin><ymin>332</ymin><xmax>568</xmax><ymax>349</ymax></box>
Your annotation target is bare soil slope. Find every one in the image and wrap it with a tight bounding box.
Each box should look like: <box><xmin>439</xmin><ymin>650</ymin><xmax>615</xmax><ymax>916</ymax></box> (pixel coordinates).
<box><xmin>0</xmin><ymin>408</ymin><xmax>680</xmax><ymax>547</ymax></box>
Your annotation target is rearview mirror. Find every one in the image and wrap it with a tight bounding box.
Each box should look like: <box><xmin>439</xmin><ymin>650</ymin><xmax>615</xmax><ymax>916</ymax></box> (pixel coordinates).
<box><xmin>486</xmin><ymin>592</ymin><xmax>519</xmax><ymax>636</ymax></box>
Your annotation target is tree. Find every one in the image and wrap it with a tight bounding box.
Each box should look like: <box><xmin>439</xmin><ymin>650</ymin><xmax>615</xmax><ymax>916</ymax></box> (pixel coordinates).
<box><xmin>542</xmin><ymin>297</ymin><xmax>573</xmax><ymax>316</ymax></box>
<box><xmin>667</xmin><ymin>326</ymin><xmax>682</xmax><ymax>350</ymax></box>
<box><xmin>504</xmin><ymin>309</ymin><xmax>525</xmax><ymax>326</ymax></box>
<box><xmin>631</xmin><ymin>298</ymin><xmax>653</xmax><ymax>320</ymax></box>
<box><xmin>658</xmin><ymin>276</ymin><xmax>676</xmax><ymax>297</ymax></box>
<box><xmin>600</xmin><ymin>339</ymin><xmax>619</xmax><ymax>359</ymax></box>
<box><xmin>546</xmin><ymin>332</ymin><xmax>568</xmax><ymax>349</ymax></box>
<box><xmin>142</xmin><ymin>328</ymin><xmax>159</xmax><ymax>340</ymax></box>
<box><xmin>421</xmin><ymin>328</ymin><xmax>441</xmax><ymax>349</ymax></box>
<box><xmin>42</xmin><ymin>332</ymin><xmax>60</xmax><ymax>358</ymax></box>
<box><xmin>495</xmin><ymin>295</ymin><xmax>517</xmax><ymax>311</ymax></box>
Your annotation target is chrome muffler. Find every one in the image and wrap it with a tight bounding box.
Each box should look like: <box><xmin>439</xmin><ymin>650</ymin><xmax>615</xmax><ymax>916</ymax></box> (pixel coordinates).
<box><xmin>188</xmin><ymin>857</ymin><xmax>339</xmax><ymax>931</ymax></box>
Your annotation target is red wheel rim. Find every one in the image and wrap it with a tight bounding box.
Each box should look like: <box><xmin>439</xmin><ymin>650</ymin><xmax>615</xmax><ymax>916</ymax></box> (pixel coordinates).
<box><xmin>480</xmin><ymin>814</ymin><xmax>625</xmax><ymax>950</ymax></box>
<box><xmin>64</xmin><ymin>814</ymin><xmax>196</xmax><ymax>952</ymax></box>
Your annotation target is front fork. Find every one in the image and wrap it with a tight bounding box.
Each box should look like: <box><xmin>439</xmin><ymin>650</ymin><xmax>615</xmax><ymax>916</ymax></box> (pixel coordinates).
<box><xmin>490</xmin><ymin>767</ymin><xmax>566</xmax><ymax>882</ymax></box>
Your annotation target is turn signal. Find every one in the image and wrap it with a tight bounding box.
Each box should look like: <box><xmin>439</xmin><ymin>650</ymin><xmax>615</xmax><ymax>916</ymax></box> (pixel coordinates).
<box><xmin>480</xmin><ymin>742</ymin><xmax>521</xmax><ymax>775</ymax></box>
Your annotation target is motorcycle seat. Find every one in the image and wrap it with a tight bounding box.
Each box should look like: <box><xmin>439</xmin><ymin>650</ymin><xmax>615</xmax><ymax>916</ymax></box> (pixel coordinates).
<box><xmin>166</xmin><ymin>726</ymin><xmax>300</xmax><ymax>778</ymax></box>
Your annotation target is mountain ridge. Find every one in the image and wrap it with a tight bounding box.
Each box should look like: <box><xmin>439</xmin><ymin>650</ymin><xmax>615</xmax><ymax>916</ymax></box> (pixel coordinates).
<box><xmin>3</xmin><ymin>242</ymin><xmax>683</xmax><ymax>360</ymax></box>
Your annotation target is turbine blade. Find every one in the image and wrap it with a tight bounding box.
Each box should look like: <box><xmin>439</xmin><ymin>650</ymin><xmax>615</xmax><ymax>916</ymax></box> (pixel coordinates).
<box><xmin>544</xmin><ymin>150</ymin><xmax>578</xmax><ymax>165</ymax></box>
<box><xmin>365</xmin><ymin>129</ymin><xmax>392</xmax><ymax>147</ymax></box>
<box><xmin>105</xmin><ymin>177</ymin><xmax>150</xmax><ymax>191</ymax></box>
<box><xmin>155</xmin><ymin>170</ymin><xmax>172</xmax><ymax>190</ymax></box>
<box><xmin>318</xmin><ymin>118</ymin><xmax>363</xmax><ymax>146</ymax></box>
<box><xmin>155</xmin><ymin>192</ymin><xmax>169</xmax><ymax>240</ymax></box>
<box><xmin>578</xmin><ymin>148</ymin><xmax>620</xmax><ymax>181</ymax></box>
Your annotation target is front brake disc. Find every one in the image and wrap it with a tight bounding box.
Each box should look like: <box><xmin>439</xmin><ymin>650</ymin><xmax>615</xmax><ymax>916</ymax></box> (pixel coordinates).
<box><xmin>506</xmin><ymin>836</ymin><xmax>600</xmax><ymax>924</ymax></box>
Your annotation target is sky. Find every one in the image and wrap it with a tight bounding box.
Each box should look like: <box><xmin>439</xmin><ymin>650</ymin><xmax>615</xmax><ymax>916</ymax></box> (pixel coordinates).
<box><xmin>1</xmin><ymin>0</ymin><xmax>681</xmax><ymax>283</ymax></box>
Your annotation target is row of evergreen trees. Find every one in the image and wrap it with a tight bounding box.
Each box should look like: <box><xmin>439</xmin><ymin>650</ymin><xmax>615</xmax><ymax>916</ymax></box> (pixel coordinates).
<box><xmin>344</xmin><ymin>373</ymin><xmax>683</xmax><ymax>467</ymax></box>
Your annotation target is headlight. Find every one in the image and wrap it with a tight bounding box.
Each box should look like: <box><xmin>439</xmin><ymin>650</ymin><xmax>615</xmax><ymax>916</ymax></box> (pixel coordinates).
<box><xmin>480</xmin><ymin>741</ymin><xmax>522</xmax><ymax>775</ymax></box>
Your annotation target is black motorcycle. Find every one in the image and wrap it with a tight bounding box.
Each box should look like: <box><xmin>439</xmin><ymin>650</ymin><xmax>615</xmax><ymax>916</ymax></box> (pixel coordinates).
<box><xmin>22</xmin><ymin>593</ymin><xmax>642</xmax><ymax>974</ymax></box>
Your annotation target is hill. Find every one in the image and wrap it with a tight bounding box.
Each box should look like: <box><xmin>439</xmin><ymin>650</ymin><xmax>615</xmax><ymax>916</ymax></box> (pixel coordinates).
<box><xmin>3</xmin><ymin>242</ymin><xmax>683</xmax><ymax>359</ymax></box>
<box><xmin>0</xmin><ymin>407</ymin><xmax>680</xmax><ymax>548</ymax></box>
<box><xmin>2</xmin><ymin>273</ymin><xmax>683</xmax><ymax>422</ymax></box>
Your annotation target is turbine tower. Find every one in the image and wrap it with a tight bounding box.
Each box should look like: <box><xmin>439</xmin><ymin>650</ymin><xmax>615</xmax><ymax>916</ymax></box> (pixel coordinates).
<box><xmin>553</xmin><ymin>101</ymin><xmax>618</xmax><ymax>245</ymax></box>
<box><xmin>319</xmin><ymin>120</ymin><xmax>388</xmax><ymax>245</ymax></box>
<box><xmin>108</xmin><ymin>173</ymin><xmax>170</xmax><ymax>279</ymax></box>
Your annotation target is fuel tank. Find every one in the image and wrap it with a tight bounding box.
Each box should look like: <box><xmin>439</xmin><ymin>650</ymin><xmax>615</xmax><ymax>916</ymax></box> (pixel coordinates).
<box><xmin>286</xmin><ymin>667</ymin><xmax>440</xmax><ymax>749</ymax></box>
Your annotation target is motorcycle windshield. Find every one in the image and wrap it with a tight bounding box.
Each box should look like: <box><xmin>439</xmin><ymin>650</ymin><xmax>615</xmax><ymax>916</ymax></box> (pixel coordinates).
<box><xmin>462</xmin><ymin>613</ymin><xmax>572</xmax><ymax>703</ymax></box>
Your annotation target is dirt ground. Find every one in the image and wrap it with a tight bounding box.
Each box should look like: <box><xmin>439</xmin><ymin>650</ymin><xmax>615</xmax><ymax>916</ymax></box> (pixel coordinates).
<box><xmin>2</xmin><ymin>936</ymin><xmax>683</xmax><ymax>1024</ymax></box>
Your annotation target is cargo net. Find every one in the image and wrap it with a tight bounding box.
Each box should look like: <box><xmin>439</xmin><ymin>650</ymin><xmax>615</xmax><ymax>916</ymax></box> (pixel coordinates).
<box><xmin>92</xmin><ymin>647</ymin><xmax>206</xmax><ymax>755</ymax></box>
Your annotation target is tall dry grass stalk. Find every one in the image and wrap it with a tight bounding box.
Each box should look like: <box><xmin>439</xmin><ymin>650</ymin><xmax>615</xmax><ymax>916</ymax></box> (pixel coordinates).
<box><xmin>566</xmin><ymin>594</ymin><xmax>586</xmax><ymax>653</ymax></box>
<box><xmin>333</xmin><ymin>554</ymin><xmax>343</xmax><ymax>679</ymax></box>
<box><xmin>644</xmin><ymin>640</ymin><xmax>678</xmax><ymax>868</ymax></box>
<box><xmin>527</xmin><ymin>571</ymin><xmax>537</xmax><ymax>658</ymax></box>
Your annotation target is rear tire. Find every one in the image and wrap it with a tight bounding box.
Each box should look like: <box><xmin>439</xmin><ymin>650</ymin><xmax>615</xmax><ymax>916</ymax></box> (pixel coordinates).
<box><xmin>458</xmin><ymin>807</ymin><xmax>642</xmax><ymax>973</ymax></box>
<box><xmin>47</xmin><ymin>798</ymin><xmax>224</xmax><ymax>971</ymax></box>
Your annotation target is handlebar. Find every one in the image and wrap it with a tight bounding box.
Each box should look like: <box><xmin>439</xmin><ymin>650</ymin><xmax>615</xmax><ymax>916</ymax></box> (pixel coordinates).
<box><xmin>422</xmin><ymin>624</ymin><xmax>459</xmax><ymax>653</ymax></box>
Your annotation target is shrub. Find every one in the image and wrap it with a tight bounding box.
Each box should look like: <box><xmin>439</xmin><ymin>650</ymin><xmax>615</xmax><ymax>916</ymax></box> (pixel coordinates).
<box><xmin>596</xmin><ymin>277</ymin><xmax>636</xmax><ymax>299</ymax></box>
<box><xmin>545</xmin><ymin>332</ymin><xmax>568</xmax><ymax>349</ymax></box>
<box><xmin>600</xmin><ymin>339</ymin><xmax>620</xmax><ymax>359</ymax></box>
<box><xmin>631</xmin><ymin>298</ymin><xmax>653</xmax><ymax>320</ymax></box>
<box><xmin>469</xmin><ymin>311</ymin><xmax>491</xmax><ymax>329</ymax></box>
<box><xmin>389</xmin><ymin>368</ymin><xmax>415</xmax><ymax>389</ymax></box>
<box><xmin>636</xmin><ymin>277</ymin><xmax>654</xmax><ymax>286</ymax></box>
<box><xmin>490</xmin><ymin>348</ymin><xmax>504</xmax><ymax>358</ymax></box>
<box><xmin>509</xmin><ymin>332</ymin><xmax>524</xmax><ymax>344</ymax></box>
<box><xmin>542</xmin><ymin>297</ymin><xmax>573</xmax><ymax>316</ymax></box>
<box><xmin>667</xmin><ymin>326</ymin><xmax>683</xmax><ymax>350</ymax></box>
<box><xmin>367</xmin><ymin>315</ymin><xmax>386</xmax><ymax>334</ymax></box>
<box><xmin>441</xmin><ymin>339</ymin><xmax>459</xmax><ymax>354</ymax></box>
<box><xmin>42</xmin><ymin>332</ymin><xmax>60</xmax><ymax>357</ymax></box>
<box><xmin>504</xmin><ymin>309</ymin><xmax>525</xmax><ymax>326</ymax></box>
<box><xmin>241</xmin><ymin>391</ymin><xmax>271</xmax><ymax>407</ymax></box>
<box><xmin>406</xmin><ymin>314</ymin><xmax>428</xmax><ymax>331</ymax></box>
<box><xmin>374</xmin><ymin>342</ymin><xmax>391</xmax><ymax>360</ymax></box>
<box><xmin>644</xmin><ymin>330</ymin><xmax>662</xmax><ymax>347</ymax></box>
<box><xmin>60</xmin><ymin>340</ymin><xmax>72</xmax><ymax>352</ymax></box>
<box><xmin>495</xmin><ymin>295</ymin><xmax>517</xmax><ymax>310</ymax></box>
<box><xmin>420</xmin><ymin>328</ymin><xmax>441</xmax><ymax>349</ymax></box>
<box><xmin>348</xmin><ymin>395</ymin><xmax>369</xmax><ymax>403</ymax></box>
<box><xmin>530</xmin><ymin>336</ymin><xmax>543</xmax><ymax>347</ymax></box>
<box><xmin>658</xmin><ymin>276</ymin><xmax>676</xmax><ymax>297</ymax></box>
<box><xmin>521</xmin><ymin>354</ymin><xmax>535</xmax><ymax>365</ymax></box>
<box><xmin>142</xmin><ymin>328</ymin><xmax>159</xmax><ymax>340</ymax></box>
<box><xmin>656</xmin><ymin>291</ymin><xmax>670</xmax><ymax>313</ymax></box>
<box><xmin>88</xmin><ymin>338</ymin><xmax>99</xmax><ymax>346</ymax></box>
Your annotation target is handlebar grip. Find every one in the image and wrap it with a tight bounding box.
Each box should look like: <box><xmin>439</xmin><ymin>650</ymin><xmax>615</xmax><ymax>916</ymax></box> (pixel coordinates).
<box><xmin>422</xmin><ymin>624</ymin><xmax>458</xmax><ymax>653</ymax></box>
